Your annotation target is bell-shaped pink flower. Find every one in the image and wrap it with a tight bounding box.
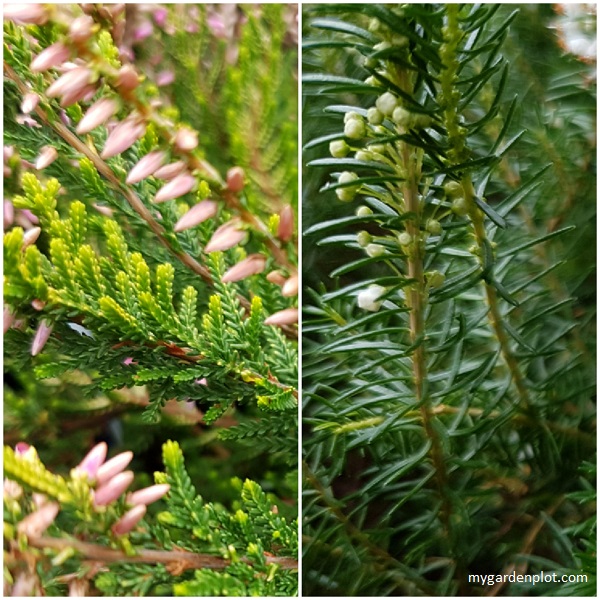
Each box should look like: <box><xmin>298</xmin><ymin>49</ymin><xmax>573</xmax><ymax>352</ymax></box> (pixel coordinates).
<box><xmin>154</xmin><ymin>160</ymin><xmax>186</xmax><ymax>180</ymax></box>
<box><xmin>31</xmin><ymin>320</ymin><xmax>52</xmax><ymax>356</ymax></box>
<box><xmin>76</xmin><ymin>98</ymin><xmax>119</xmax><ymax>134</ymax></box>
<box><xmin>112</xmin><ymin>504</ymin><xmax>146</xmax><ymax>535</ymax></box>
<box><xmin>4</xmin><ymin>4</ymin><xmax>48</xmax><ymax>25</ymax></box>
<box><xmin>266</xmin><ymin>270</ymin><xmax>286</xmax><ymax>286</ymax></box>
<box><xmin>21</xmin><ymin>93</ymin><xmax>40</xmax><ymax>115</ymax></box>
<box><xmin>22</xmin><ymin>226</ymin><xmax>41</xmax><ymax>248</ymax></box>
<box><xmin>31</xmin><ymin>299</ymin><xmax>45</xmax><ymax>311</ymax></box>
<box><xmin>226</xmin><ymin>166</ymin><xmax>245</xmax><ymax>193</ymax></box>
<box><xmin>96</xmin><ymin>451</ymin><xmax>134</xmax><ymax>486</ymax></box>
<box><xmin>30</xmin><ymin>43</ymin><xmax>70</xmax><ymax>72</ymax></box>
<box><xmin>277</xmin><ymin>205</ymin><xmax>294</xmax><ymax>242</ymax></box>
<box><xmin>101</xmin><ymin>119</ymin><xmax>146</xmax><ymax>159</ymax></box>
<box><xmin>46</xmin><ymin>67</ymin><xmax>93</xmax><ymax>100</ymax></box>
<box><xmin>282</xmin><ymin>274</ymin><xmax>299</xmax><ymax>297</ymax></box>
<box><xmin>76</xmin><ymin>442</ymin><xmax>107</xmax><ymax>481</ymax></box>
<box><xmin>264</xmin><ymin>307</ymin><xmax>298</xmax><ymax>326</ymax></box>
<box><xmin>35</xmin><ymin>146</ymin><xmax>58</xmax><ymax>170</ymax></box>
<box><xmin>17</xmin><ymin>502</ymin><xmax>59</xmax><ymax>537</ymax></box>
<box><xmin>126</xmin><ymin>151</ymin><xmax>166</xmax><ymax>184</ymax></box>
<box><xmin>60</xmin><ymin>83</ymin><xmax>96</xmax><ymax>108</ymax></box>
<box><xmin>93</xmin><ymin>471</ymin><xmax>134</xmax><ymax>506</ymax></box>
<box><xmin>174</xmin><ymin>200</ymin><xmax>218</xmax><ymax>232</ymax></box>
<box><xmin>222</xmin><ymin>254</ymin><xmax>266</xmax><ymax>283</ymax></box>
<box><xmin>204</xmin><ymin>220</ymin><xmax>246</xmax><ymax>253</ymax></box>
<box><xmin>126</xmin><ymin>483</ymin><xmax>170</xmax><ymax>506</ymax></box>
<box><xmin>154</xmin><ymin>174</ymin><xmax>196</xmax><ymax>203</ymax></box>
<box><xmin>117</xmin><ymin>65</ymin><xmax>140</xmax><ymax>92</ymax></box>
<box><xmin>69</xmin><ymin>15</ymin><xmax>95</xmax><ymax>43</ymax></box>
<box><xmin>174</xmin><ymin>128</ymin><xmax>198</xmax><ymax>152</ymax></box>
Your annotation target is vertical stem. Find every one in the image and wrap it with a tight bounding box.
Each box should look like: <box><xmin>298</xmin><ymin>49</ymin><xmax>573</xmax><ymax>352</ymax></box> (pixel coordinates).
<box><xmin>401</xmin><ymin>143</ymin><xmax>452</xmax><ymax>545</ymax></box>
<box><xmin>462</xmin><ymin>177</ymin><xmax>531</xmax><ymax>409</ymax></box>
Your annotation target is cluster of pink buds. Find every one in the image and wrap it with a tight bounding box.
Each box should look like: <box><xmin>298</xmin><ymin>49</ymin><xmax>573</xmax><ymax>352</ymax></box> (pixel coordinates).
<box><xmin>10</xmin><ymin>441</ymin><xmax>170</xmax><ymax>539</ymax></box>
<box><xmin>78</xmin><ymin>442</ymin><xmax>170</xmax><ymax>535</ymax></box>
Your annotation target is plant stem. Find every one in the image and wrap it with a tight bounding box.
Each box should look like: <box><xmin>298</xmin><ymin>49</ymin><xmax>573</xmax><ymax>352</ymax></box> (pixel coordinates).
<box><xmin>462</xmin><ymin>177</ymin><xmax>531</xmax><ymax>409</ymax></box>
<box><xmin>24</xmin><ymin>535</ymin><xmax>298</xmax><ymax>570</ymax></box>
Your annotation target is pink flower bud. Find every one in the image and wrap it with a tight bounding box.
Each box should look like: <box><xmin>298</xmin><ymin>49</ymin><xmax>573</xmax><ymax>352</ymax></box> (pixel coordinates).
<box><xmin>4</xmin><ymin>200</ymin><xmax>14</xmax><ymax>229</ymax></box>
<box><xmin>282</xmin><ymin>274</ymin><xmax>299</xmax><ymax>297</ymax></box>
<box><xmin>96</xmin><ymin>451</ymin><xmax>134</xmax><ymax>486</ymax></box>
<box><xmin>76</xmin><ymin>442</ymin><xmax>107</xmax><ymax>481</ymax></box>
<box><xmin>156</xmin><ymin>70</ymin><xmax>175</xmax><ymax>87</ymax></box>
<box><xmin>112</xmin><ymin>504</ymin><xmax>146</xmax><ymax>535</ymax></box>
<box><xmin>69</xmin><ymin>15</ymin><xmax>95</xmax><ymax>43</ymax></box>
<box><xmin>101</xmin><ymin>119</ymin><xmax>146</xmax><ymax>159</ymax></box>
<box><xmin>93</xmin><ymin>203</ymin><xmax>114</xmax><ymax>217</ymax></box>
<box><xmin>59</xmin><ymin>109</ymin><xmax>72</xmax><ymax>127</ymax></box>
<box><xmin>17</xmin><ymin>502</ymin><xmax>59</xmax><ymax>537</ymax></box>
<box><xmin>134</xmin><ymin>20</ymin><xmax>154</xmax><ymax>42</ymax></box>
<box><xmin>154</xmin><ymin>174</ymin><xmax>196</xmax><ymax>203</ymax></box>
<box><xmin>23</xmin><ymin>226</ymin><xmax>42</xmax><ymax>248</ymax></box>
<box><xmin>46</xmin><ymin>67</ymin><xmax>93</xmax><ymax>100</ymax></box>
<box><xmin>153</xmin><ymin>8</ymin><xmax>168</xmax><ymax>27</ymax></box>
<box><xmin>174</xmin><ymin>200</ymin><xmax>218</xmax><ymax>232</ymax></box>
<box><xmin>4</xmin><ymin>4</ymin><xmax>48</xmax><ymax>25</ymax></box>
<box><xmin>31</xmin><ymin>299</ymin><xmax>45</xmax><ymax>311</ymax></box>
<box><xmin>222</xmin><ymin>254</ymin><xmax>266</xmax><ymax>283</ymax></box>
<box><xmin>35</xmin><ymin>146</ymin><xmax>58</xmax><ymax>170</ymax></box>
<box><xmin>174</xmin><ymin>128</ymin><xmax>198</xmax><ymax>152</ymax></box>
<box><xmin>11</xmin><ymin>572</ymin><xmax>38</xmax><ymax>597</ymax></box>
<box><xmin>266</xmin><ymin>270</ymin><xmax>286</xmax><ymax>286</ymax></box>
<box><xmin>207</xmin><ymin>15</ymin><xmax>227</xmax><ymax>39</ymax></box>
<box><xmin>4</xmin><ymin>145</ymin><xmax>14</xmax><ymax>162</ymax></box>
<box><xmin>226</xmin><ymin>166</ymin><xmax>245</xmax><ymax>193</ymax></box>
<box><xmin>60</xmin><ymin>83</ymin><xmax>96</xmax><ymax>108</ymax></box>
<box><xmin>4</xmin><ymin>306</ymin><xmax>14</xmax><ymax>334</ymax></box>
<box><xmin>31</xmin><ymin>43</ymin><xmax>70</xmax><ymax>73</ymax></box>
<box><xmin>126</xmin><ymin>151</ymin><xmax>166</xmax><ymax>184</ymax></box>
<box><xmin>20</xmin><ymin>209</ymin><xmax>39</xmax><ymax>225</ymax></box>
<box><xmin>93</xmin><ymin>471</ymin><xmax>134</xmax><ymax>506</ymax></box>
<box><xmin>31</xmin><ymin>319</ymin><xmax>53</xmax><ymax>356</ymax></box>
<box><xmin>16</xmin><ymin>114</ymin><xmax>41</xmax><ymax>128</ymax></box>
<box><xmin>264</xmin><ymin>307</ymin><xmax>298</xmax><ymax>326</ymax></box>
<box><xmin>15</xmin><ymin>442</ymin><xmax>32</xmax><ymax>456</ymax></box>
<box><xmin>117</xmin><ymin>65</ymin><xmax>140</xmax><ymax>92</ymax></box>
<box><xmin>21</xmin><ymin>93</ymin><xmax>40</xmax><ymax>115</ymax></box>
<box><xmin>76</xmin><ymin>98</ymin><xmax>119</xmax><ymax>134</ymax></box>
<box><xmin>154</xmin><ymin>160</ymin><xmax>186</xmax><ymax>180</ymax></box>
<box><xmin>123</xmin><ymin>357</ymin><xmax>137</xmax><ymax>366</ymax></box>
<box><xmin>277</xmin><ymin>205</ymin><xmax>294</xmax><ymax>242</ymax></box>
<box><xmin>195</xmin><ymin>377</ymin><xmax>208</xmax><ymax>386</ymax></box>
<box><xmin>126</xmin><ymin>484</ymin><xmax>170</xmax><ymax>506</ymax></box>
<box><xmin>204</xmin><ymin>220</ymin><xmax>246</xmax><ymax>253</ymax></box>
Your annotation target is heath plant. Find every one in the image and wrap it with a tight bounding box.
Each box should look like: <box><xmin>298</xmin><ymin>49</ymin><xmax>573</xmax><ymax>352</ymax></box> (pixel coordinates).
<box><xmin>4</xmin><ymin>4</ymin><xmax>298</xmax><ymax>596</ymax></box>
<box><xmin>302</xmin><ymin>4</ymin><xmax>595</xmax><ymax>596</ymax></box>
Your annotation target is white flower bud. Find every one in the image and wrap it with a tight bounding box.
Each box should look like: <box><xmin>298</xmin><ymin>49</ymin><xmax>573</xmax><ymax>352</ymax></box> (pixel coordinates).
<box><xmin>367</xmin><ymin>107</ymin><xmax>383</xmax><ymax>125</ymax></box>
<box><xmin>366</xmin><ymin>243</ymin><xmax>385</xmax><ymax>257</ymax></box>
<box><xmin>344</xmin><ymin>118</ymin><xmax>366</xmax><ymax>140</ymax></box>
<box><xmin>356</xmin><ymin>206</ymin><xmax>372</xmax><ymax>217</ymax></box>
<box><xmin>392</xmin><ymin>106</ymin><xmax>412</xmax><ymax>127</ymax></box>
<box><xmin>344</xmin><ymin>111</ymin><xmax>362</xmax><ymax>123</ymax></box>
<box><xmin>376</xmin><ymin>92</ymin><xmax>398</xmax><ymax>116</ymax></box>
<box><xmin>329</xmin><ymin>140</ymin><xmax>349</xmax><ymax>158</ymax></box>
<box><xmin>398</xmin><ymin>232</ymin><xmax>412</xmax><ymax>246</ymax></box>
<box><xmin>426</xmin><ymin>219</ymin><xmax>442</xmax><ymax>235</ymax></box>
<box><xmin>357</xmin><ymin>284</ymin><xmax>386</xmax><ymax>312</ymax></box>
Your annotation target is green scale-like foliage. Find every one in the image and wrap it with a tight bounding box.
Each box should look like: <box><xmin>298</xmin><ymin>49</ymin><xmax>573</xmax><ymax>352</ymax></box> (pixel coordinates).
<box><xmin>302</xmin><ymin>4</ymin><xmax>595</xmax><ymax>596</ymax></box>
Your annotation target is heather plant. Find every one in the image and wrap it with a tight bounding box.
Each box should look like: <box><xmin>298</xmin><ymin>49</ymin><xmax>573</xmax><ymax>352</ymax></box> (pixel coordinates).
<box><xmin>4</xmin><ymin>4</ymin><xmax>297</xmax><ymax>596</ymax></box>
<box><xmin>302</xmin><ymin>4</ymin><xmax>595</xmax><ymax>596</ymax></box>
